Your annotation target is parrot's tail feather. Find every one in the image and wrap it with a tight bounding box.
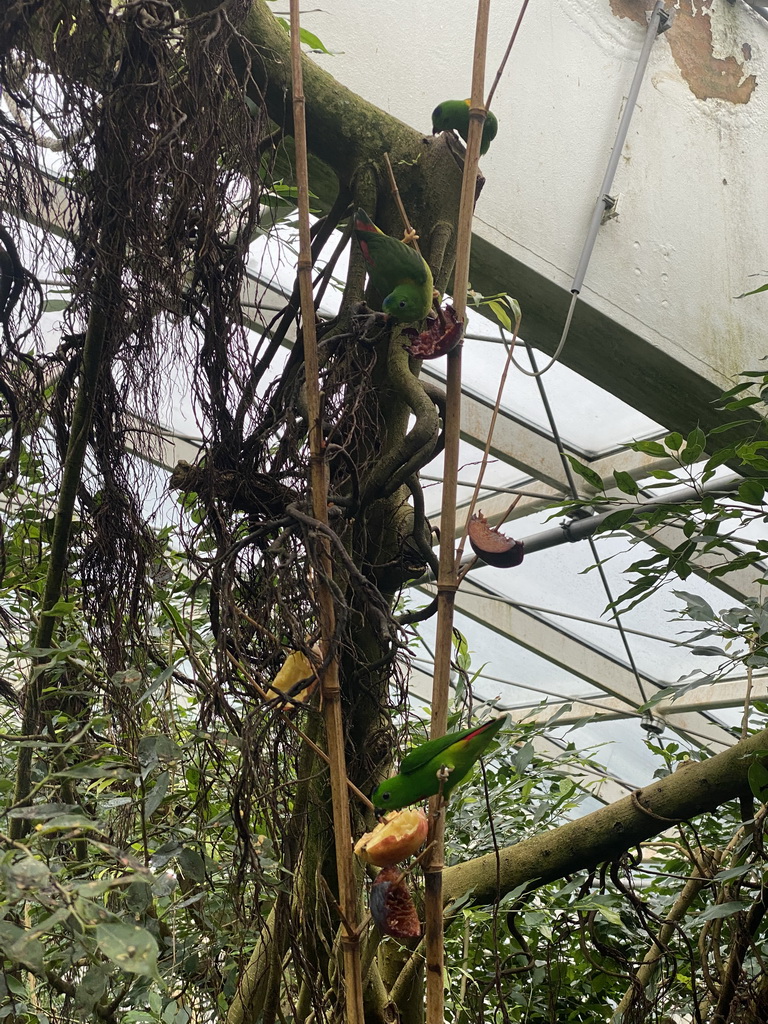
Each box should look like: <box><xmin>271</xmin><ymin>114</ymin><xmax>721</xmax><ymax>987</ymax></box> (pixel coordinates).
<box><xmin>354</xmin><ymin>208</ymin><xmax>379</xmax><ymax>233</ymax></box>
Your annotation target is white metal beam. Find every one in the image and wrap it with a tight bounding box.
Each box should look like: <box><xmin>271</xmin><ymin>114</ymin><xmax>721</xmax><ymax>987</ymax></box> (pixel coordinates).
<box><xmin>420</xmin><ymin>365</ymin><xmax>678</xmax><ymax>493</ymax></box>
<box><xmin>408</xmin><ymin>667</ymin><xmax>633</xmax><ymax>804</ymax></box>
<box><xmin>416</xmin><ymin>576</ymin><xmax>736</xmax><ymax>752</ymax></box>
<box><xmin>496</xmin><ymin>673</ymin><xmax>768</xmax><ymax>728</ymax></box>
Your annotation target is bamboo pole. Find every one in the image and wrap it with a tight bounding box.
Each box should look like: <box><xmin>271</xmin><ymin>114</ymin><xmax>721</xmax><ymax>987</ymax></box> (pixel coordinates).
<box><xmin>288</xmin><ymin>6</ymin><xmax>365</xmax><ymax>1022</ymax></box>
<box><xmin>423</xmin><ymin>4</ymin><xmax>492</xmax><ymax>1022</ymax></box>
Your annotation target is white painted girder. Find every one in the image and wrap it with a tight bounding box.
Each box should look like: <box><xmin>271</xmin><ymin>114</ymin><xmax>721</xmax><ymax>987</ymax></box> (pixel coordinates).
<box><xmin>420</xmin><ymin>365</ymin><xmax>679</xmax><ymax>492</ymax></box>
<box><xmin>501</xmin><ymin>673</ymin><xmax>767</xmax><ymax>728</ymax></box>
<box><xmin>417</xmin><ymin>575</ymin><xmax>735</xmax><ymax>752</ymax></box>
<box><xmin>408</xmin><ymin>666</ymin><xmax>633</xmax><ymax>804</ymax></box>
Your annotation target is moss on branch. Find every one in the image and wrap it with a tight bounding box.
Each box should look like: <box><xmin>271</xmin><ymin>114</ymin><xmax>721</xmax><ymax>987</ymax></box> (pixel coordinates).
<box><xmin>442</xmin><ymin>725</ymin><xmax>768</xmax><ymax>908</ymax></box>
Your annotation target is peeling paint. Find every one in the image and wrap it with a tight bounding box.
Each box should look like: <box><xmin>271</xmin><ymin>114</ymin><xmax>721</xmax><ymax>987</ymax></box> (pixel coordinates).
<box><xmin>610</xmin><ymin>0</ymin><xmax>757</xmax><ymax>102</ymax></box>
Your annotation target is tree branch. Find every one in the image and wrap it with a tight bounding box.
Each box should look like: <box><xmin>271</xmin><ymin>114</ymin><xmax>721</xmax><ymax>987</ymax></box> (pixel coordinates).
<box><xmin>442</xmin><ymin>727</ymin><xmax>768</xmax><ymax>907</ymax></box>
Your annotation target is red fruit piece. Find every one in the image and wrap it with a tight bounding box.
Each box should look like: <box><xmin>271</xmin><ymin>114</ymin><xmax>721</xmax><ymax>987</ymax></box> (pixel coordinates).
<box><xmin>370</xmin><ymin>867</ymin><xmax>421</xmax><ymax>939</ymax></box>
<box><xmin>403</xmin><ymin>304</ymin><xmax>463</xmax><ymax>359</ymax></box>
<box><xmin>468</xmin><ymin>511</ymin><xmax>524</xmax><ymax>568</ymax></box>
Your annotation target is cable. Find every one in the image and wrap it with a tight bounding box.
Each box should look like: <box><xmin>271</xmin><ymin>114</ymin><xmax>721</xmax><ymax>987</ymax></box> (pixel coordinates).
<box><xmin>521</xmin><ymin>339</ymin><xmax>657</xmax><ymax>729</ymax></box>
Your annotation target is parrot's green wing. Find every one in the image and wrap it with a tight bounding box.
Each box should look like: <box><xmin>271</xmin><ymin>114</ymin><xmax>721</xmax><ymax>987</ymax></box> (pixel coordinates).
<box><xmin>399</xmin><ymin>716</ymin><xmax>506</xmax><ymax>774</ymax></box>
<box><xmin>354</xmin><ymin>210</ymin><xmax>431</xmax><ymax>287</ymax></box>
<box><xmin>371</xmin><ymin>716</ymin><xmax>508</xmax><ymax>811</ymax></box>
<box><xmin>363</xmin><ymin>233</ymin><xmax>431</xmax><ymax>286</ymax></box>
<box><xmin>354</xmin><ymin>208</ymin><xmax>434</xmax><ymax>322</ymax></box>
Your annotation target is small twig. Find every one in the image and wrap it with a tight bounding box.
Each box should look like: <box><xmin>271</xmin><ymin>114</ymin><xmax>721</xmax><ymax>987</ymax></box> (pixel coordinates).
<box><xmin>455</xmin><ymin>313</ymin><xmax>522</xmax><ymax>567</ymax></box>
<box><xmin>382</xmin><ymin>152</ymin><xmax>422</xmax><ymax>255</ymax></box>
<box><xmin>225</xmin><ymin>650</ymin><xmax>375</xmax><ymax>811</ymax></box>
<box><xmin>485</xmin><ymin>0</ymin><xmax>532</xmax><ymax>110</ymax></box>
<box><xmin>742</xmin><ymin>651</ymin><xmax>755</xmax><ymax>740</ymax></box>
<box><xmin>319</xmin><ymin>874</ymin><xmax>358</xmax><ymax>937</ymax></box>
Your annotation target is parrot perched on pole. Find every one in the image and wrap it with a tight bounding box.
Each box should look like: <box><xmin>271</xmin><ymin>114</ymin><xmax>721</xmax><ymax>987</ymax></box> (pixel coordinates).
<box><xmin>431</xmin><ymin>99</ymin><xmax>498</xmax><ymax>156</ymax></box>
<box><xmin>353</xmin><ymin>209</ymin><xmax>434</xmax><ymax>323</ymax></box>
<box><xmin>371</xmin><ymin>715</ymin><xmax>508</xmax><ymax>813</ymax></box>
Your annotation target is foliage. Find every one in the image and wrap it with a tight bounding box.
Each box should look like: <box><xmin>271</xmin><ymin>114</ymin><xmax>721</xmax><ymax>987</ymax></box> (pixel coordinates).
<box><xmin>1</xmin><ymin>2</ymin><xmax>768</xmax><ymax>1023</ymax></box>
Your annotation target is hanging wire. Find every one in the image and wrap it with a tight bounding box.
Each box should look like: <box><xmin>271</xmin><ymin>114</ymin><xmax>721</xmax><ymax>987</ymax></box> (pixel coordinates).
<box><xmin>521</xmin><ymin>339</ymin><xmax>657</xmax><ymax>726</ymax></box>
<box><xmin>507</xmin><ymin>291</ymin><xmax>579</xmax><ymax>378</ymax></box>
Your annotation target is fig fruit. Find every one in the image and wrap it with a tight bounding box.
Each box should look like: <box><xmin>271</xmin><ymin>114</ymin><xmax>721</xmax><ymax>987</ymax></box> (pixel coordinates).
<box><xmin>403</xmin><ymin>303</ymin><xmax>463</xmax><ymax>359</ymax></box>
<box><xmin>370</xmin><ymin>866</ymin><xmax>421</xmax><ymax>939</ymax></box>
<box><xmin>468</xmin><ymin>511</ymin><xmax>524</xmax><ymax>568</ymax></box>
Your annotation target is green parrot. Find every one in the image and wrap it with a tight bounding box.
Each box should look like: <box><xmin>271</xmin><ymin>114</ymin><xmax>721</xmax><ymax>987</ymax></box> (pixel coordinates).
<box><xmin>431</xmin><ymin>99</ymin><xmax>498</xmax><ymax>156</ymax></box>
<box><xmin>372</xmin><ymin>715</ymin><xmax>507</xmax><ymax>813</ymax></box>
<box><xmin>354</xmin><ymin>209</ymin><xmax>434</xmax><ymax>323</ymax></box>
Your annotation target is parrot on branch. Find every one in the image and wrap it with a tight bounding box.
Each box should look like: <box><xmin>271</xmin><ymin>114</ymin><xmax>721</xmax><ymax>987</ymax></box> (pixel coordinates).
<box><xmin>371</xmin><ymin>715</ymin><xmax>508</xmax><ymax>813</ymax></box>
<box><xmin>353</xmin><ymin>208</ymin><xmax>434</xmax><ymax>323</ymax></box>
<box><xmin>431</xmin><ymin>99</ymin><xmax>498</xmax><ymax>156</ymax></box>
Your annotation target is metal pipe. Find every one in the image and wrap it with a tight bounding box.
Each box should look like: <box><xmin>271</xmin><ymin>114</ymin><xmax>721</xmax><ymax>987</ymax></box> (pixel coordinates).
<box><xmin>571</xmin><ymin>1</ymin><xmax>670</xmax><ymax>294</ymax></box>
<box><xmin>500</xmin><ymin>472</ymin><xmax>743</xmax><ymax>558</ymax></box>
<box><xmin>414</xmin><ymin>473</ymin><xmax>745</xmax><ymax>584</ymax></box>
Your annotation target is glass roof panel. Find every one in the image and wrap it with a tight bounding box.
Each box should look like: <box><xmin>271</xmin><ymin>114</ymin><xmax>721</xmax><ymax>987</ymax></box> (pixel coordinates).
<box><xmin>452</xmin><ymin>306</ymin><xmax>664</xmax><ymax>454</ymax></box>
<box><xmin>458</xmin><ymin>485</ymin><xmax>761</xmax><ymax>680</ymax></box>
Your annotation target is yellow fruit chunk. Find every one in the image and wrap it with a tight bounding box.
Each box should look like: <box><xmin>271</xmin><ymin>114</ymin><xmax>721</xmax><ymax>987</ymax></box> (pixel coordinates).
<box><xmin>267</xmin><ymin>650</ymin><xmax>318</xmax><ymax>707</ymax></box>
<box><xmin>354</xmin><ymin>808</ymin><xmax>428</xmax><ymax>867</ymax></box>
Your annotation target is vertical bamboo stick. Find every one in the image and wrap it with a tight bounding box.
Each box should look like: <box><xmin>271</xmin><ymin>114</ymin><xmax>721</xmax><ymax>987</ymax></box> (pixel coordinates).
<box><xmin>288</xmin><ymin>6</ymin><xmax>364</xmax><ymax>1022</ymax></box>
<box><xmin>423</xmin><ymin>3</ymin><xmax>492</xmax><ymax>1022</ymax></box>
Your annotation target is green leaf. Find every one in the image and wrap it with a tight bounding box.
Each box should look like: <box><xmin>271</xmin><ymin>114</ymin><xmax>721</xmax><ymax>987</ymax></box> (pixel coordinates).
<box><xmin>487</xmin><ymin>299</ymin><xmax>512</xmax><ymax>331</ymax></box>
<box><xmin>612</xmin><ymin>471</ymin><xmax>639</xmax><ymax>496</ymax></box>
<box><xmin>299</xmin><ymin>26</ymin><xmax>332</xmax><ymax>53</ymax></box>
<box><xmin>724</xmin><ymin>396</ymin><xmax>762</xmax><ymax>410</ymax></box>
<box><xmin>696</xmin><ymin>900</ymin><xmax>749</xmax><ymax>922</ymax></box>
<box><xmin>566</xmin><ymin>456</ymin><xmax>604</xmax><ymax>491</ymax></box>
<box><xmin>703</xmin><ymin>446</ymin><xmax>736</xmax><ymax>473</ymax></box>
<box><xmin>735</xmin><ymin>280</ymin><xmax>768</xmax><ymax>298</ymax></box>
<box><xmin>687</xmin><ymin>427</ymin><xmax>706</xmax><ymax>450</ymax></box>
<box><xmin>8</xmin><ymin>933</ymin><xmax>44</xmax><ymax>974</ymax></box>
<box><xmin>274</xmin><ymin>17</ymin><xmax>332</xmax><ymax>53</ymax></box>
<box><xmin>3</xmin><ymin>857</ymin><xmax>51</xmax><ymax>891</ymax></box>
<box><xmin>709</xmin><ymin>419</ymin><xmax>755</xmax><ymax>434</ymax></box>
<box><xmin>665</xmin><ymin>432</ymin><xmax>683</xmax><ymax>450</ymax></box>
<box><xmin>95</xmin><ymin>923</ymin><xmax>161</xmax><ymax>979</ymax></box>
<box><xmin>748</xmin><ymin>760</ymin><xmax>768</xmax><ymax>802</ymax></box>
<box><xmin>599</xmin><ymin>509</ymin><xmax>635</xmax><ymax>532</ymax></box>
<box><xmin>7</xmin><ymin>801</ymin><xmax>76</xmax><ymax>819</ymax></box>
<box><xmin>631</xmin><ymin>440</ymin><xmax>668</xmax><ymax>457</ymax></box>
<box><xmin>139</xmin><ymin>664</ymin><xmax>175</xmax><ymax>701</ymax></box>
<box><xmin>713</xmin><ymin>863</ymin><xmax>753</xmax><ymax>882</ymax></box>
<box><xmin>673</xmin><ymin>591</ymin><xmax>714</xmax><ymax>621</ymax></box>
<box><xmin>41</xmin><ymin>599</ymin><xmax>78</xmax><ymax>616</ymax></box>
<box><xmin>145</xmin><ymin>770</ymin><xmax>170</xmax><ymax>819</ymax></box>
<box><xmin>680</xmin><ymin>444</ymin><xmax>703</xmax><ymax>466</ymax></box>
<box><xmin>75</xmin><ymin>967</ymin><xmax>108</xmax><ymax>1013</ymax></box>
<box><xmin>716</xmin><ymin>382</ymin><xmax>753</xmax><ymax>401</ymax></box>
<box><xmin>514</xmin><ymin>742</ymin><xmax>535</xmax><ymax>774</ymax></box>
<box><xmin>737</xmin><ymin>479</ymin><xmax>765</xmax><ymax>505</ymax></box>
<box><xmin>178</xmin><ymin>847</ymin><xmax>207</xmax><ymax>883</ymax></box>
<box><xmin>138</xmin><ymin>734</ymin><xmax>181</xmax><ymax>772</ymax></box>
<box><xmin>43</xmin><ymin>299</ymin><xmax>70</xmax><ymax>312</ymax></box>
